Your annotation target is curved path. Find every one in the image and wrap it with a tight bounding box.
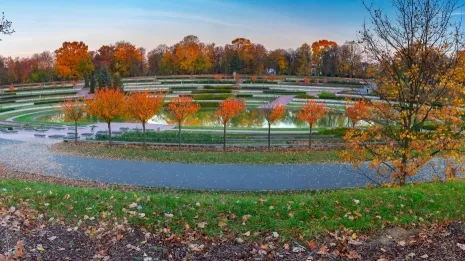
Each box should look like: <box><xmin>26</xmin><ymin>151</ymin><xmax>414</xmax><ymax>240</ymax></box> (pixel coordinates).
<box><xmin>0</xmin><ymin>138</ymin><xmax>446</xmax><ymax>191</ymax></box>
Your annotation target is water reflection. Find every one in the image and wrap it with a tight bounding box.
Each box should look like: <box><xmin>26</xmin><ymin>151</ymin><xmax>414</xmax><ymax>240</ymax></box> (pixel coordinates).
<box><xmin>37</xmin><ymin>109</ymin><xmax>349</xmax><ymax>129</ymax></box>
<box><xmin>151</xmin><ymin>109</ymin><xmax>349</xmax><ymax>128</ymax></box>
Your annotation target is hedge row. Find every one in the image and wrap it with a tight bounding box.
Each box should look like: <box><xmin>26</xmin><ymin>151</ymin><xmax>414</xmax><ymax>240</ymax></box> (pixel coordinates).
<box><xmin>192</xmin><ymin>94</ymin><xmax>235</xmax><ymax>100</ymax></box>
<box><xmin>294</xmin><ymin>94</ymin><xmax>315</xmax><ymax>99</ymax></box>
<box><xmin>33</xmin><ymin>99</ymin><xmax>67</xmax><ymax>105</ymax></box>
<box><xmin>0</xmin><ymin>108</ymin><xmax>15</xmax><ymax>113</ymax></box>
<box><xmin>191</xmin><ymin>89</ymin><xmax>232</xmax><ymax>94</ymax></box>
<box><xmin>203</xmin><ymin>85</ymin><xmax>239</xmax><ymax>90</ymax></box>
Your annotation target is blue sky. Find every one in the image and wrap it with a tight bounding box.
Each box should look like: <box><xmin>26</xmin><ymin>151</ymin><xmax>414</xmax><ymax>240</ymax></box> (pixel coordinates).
<box><xmin>1</xmin><ymin>0</ymin><xmax>387</xmax><ymax>57</ymax></box>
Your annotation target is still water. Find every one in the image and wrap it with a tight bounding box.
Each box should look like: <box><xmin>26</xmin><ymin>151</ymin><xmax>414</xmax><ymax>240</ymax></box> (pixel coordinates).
<box><xmin>37</xmin><ymin>109</ymin><xmax>349</xmax><ymax>129</ymax></box>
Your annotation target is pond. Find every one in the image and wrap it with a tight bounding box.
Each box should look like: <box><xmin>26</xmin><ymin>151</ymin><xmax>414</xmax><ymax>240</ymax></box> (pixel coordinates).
<box><xmin>35</xmin><ymin>109</ymin><xmax>349</xmax><ymax>129</ymax></box>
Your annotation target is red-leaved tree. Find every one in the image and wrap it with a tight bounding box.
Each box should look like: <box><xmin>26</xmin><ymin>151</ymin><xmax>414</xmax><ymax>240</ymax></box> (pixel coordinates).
<box><xmin>215</xmin><ymin>99</ymin><xmax>246</xmax><ymax>150</ymax></box>
<box><xmin>296</xmin><ymin>100</ymin><xmax>328</xmax><ymax>148</ymax></box>
<box><xmin>166</xmin><ymin>95</ymin><xmax>200</xmax><ymax>147</ymax></box>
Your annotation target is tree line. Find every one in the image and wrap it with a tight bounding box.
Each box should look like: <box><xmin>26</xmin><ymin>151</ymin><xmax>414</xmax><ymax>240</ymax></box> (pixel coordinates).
<box><xmin>0</xmin><ymin>36</ymin><xmax>377</xmax><ymax>86</ymax></box>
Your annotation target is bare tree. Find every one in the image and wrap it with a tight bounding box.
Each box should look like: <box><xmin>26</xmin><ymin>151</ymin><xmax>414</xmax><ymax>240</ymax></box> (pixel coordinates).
<box><xmin>0</xmin><ymin>12</ymin><xmax>14</xmax><ymax>40</ymax></box>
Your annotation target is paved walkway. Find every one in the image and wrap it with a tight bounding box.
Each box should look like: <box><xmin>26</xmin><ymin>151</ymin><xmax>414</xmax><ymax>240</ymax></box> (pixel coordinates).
<box><xmin>258</xmin><ymin>95</ymin><xmax>295</xmax><ymax>109</ymax></box>
<box><xmin>0</xmin><ymin>122</ymin><xmax>175</xmax><ymax>143</ymax></box>
<box><xmin>0</xmin><ymin>138</ymin><xmax>449</xmax><ymax>191</ymax></box>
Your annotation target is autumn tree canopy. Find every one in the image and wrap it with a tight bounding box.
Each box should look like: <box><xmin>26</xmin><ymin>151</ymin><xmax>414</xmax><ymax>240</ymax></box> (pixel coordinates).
<box><xmin>261</xmin><ymin>103</ymin><xmax>286</xmax><ymax>148</ymax></box>
<box><xmin>85</xmin><ymin>88</ymin><xmax>127</xmax><ymax>145</ymax></box>
<box><xmin>126</xmin><ymin>90</ymin><xmax>166</xmax><ymax>147</ymax></box>
<box><xmin>0</xmin><ymin>36</ymin><xmax>380</xmax><ymax>85</ymax></box>
<box><xmin>215</xmin><ymin>99</ymin><xmax>246</xmax><ymax>150</ymax></box>
<box><xmin>342</xmin><ymin>0</ymin><xmax>465</xmax><ymax>186</ymax></box>
<box><xmin>166</xmin><ymin>95</ymin><xmax>200</xmax><ymax>146</ymax></box>
<box><xmin>296</xmin><ymin>100</ymin><xmax>328</xmax><ymax>148</ymax></box>
<box><xmin>60</xmin><ymin>98</ymin><xmax>85</xmax><ymax>143</ymax></box>
<box><xmin>55</xmin><ymin>41</ymin><xmax>94</xmax><ymax>80</ymax></box>
<box><xmin>345</xmin><ymin>100</ymin><xmax>369</xmax><ymax>127</ymax></box>
<box><xmin>114</xmin><ymin>41</ymin><xmax>143</xmax><ymax>77</ymax></box>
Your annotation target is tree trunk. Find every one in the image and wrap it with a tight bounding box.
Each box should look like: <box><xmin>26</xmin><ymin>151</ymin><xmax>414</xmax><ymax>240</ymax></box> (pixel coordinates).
<box><xmin>178</xmin><ymin>122</ymin><xmax>182</xmax><ymax>147</ymax></box>
<box><xmin>108</xmin><ymin>122</ymin><xmax>112</xmax><ymax>146</ymax></box>
<box><xmin>268</xmin><ymin>123</ymin><xmax>271</xmax><ymax>149</ymax></box>
<box><xmin>74</xmin><ymin>121</ymin><xmax>78</xmax><ymax>144</ymax></box>
<box><xmin>223</xmin><ymin>124</ymin><xmax>227</xmax><ymax>151</ymax></box>
<box><xmin>309</xmin><ymin>124</ymin><xmax>313</xmax><ymax>149</ymax></box>
<box><xmin>142</xmin><ymin>122</ymin><xmax>146</xmax><ymax>148</ymax></box>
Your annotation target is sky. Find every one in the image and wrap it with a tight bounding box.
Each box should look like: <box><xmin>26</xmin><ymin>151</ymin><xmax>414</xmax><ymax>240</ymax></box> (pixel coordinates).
<box><xmin>0</xmin><ymin>0</ymin><xmax>391</xmax><ymax>57</ymax></box>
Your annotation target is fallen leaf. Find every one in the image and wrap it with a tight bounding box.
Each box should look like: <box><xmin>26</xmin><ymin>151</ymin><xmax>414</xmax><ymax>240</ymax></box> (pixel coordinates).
<box><xmin>307</xmin><ymin>239</ymin><xmax>317</xmax><ymax>250</ymax></box>
<box><xmin>457</xmin><ymin>243</ymin><xmax>465</xmax><ymax>251</ymax></box>
<box><xmin>197</xmin><ymin>222</ymin><xmax>208</xmax><ymax>228</ymax></box>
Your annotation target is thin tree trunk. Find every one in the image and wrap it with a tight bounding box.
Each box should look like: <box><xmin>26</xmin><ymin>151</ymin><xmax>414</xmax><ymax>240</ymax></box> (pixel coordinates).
<box><xmin>108</xmin><ymin>122</ymin><xmax>112</xmax><ymax>146</ymax></box>
<box><xmin>142</xmin><ymin>122</ymin><xmax>146</xmax><ymax>148</ymax></box>
<box><xmin>223</xmin><ymin>124</ymin><xmax>227</xmax><ymax>151</ymax></box>
<box><xmin>268</xmin><ymin>122</ymin><xmax>271</xmax><ymax>149</ymax></box>
<box><xmin>178</xmin><ymin>122</ymin><xmax>182</xmax><ymax>147</ymax></box>
<box><xmin>74</xmin><ymin>121</ymin><xmax>78</xmax><ymax>144</ymax></box>
<box><xmin>309</xmin><ymin>124</ymin><xmax>312</xmax><ymax>149</ymax></box>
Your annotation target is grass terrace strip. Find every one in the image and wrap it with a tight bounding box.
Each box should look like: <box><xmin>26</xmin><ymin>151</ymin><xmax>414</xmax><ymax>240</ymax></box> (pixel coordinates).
<box><xmin>51</xmin><ymin>142</ymin><xmax>344</xmax><ymax>164</ymax></box>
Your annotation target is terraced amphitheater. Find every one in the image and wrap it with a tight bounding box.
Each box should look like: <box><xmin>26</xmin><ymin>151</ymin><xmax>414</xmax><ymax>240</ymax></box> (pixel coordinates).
<box><xmin>0</xmin><ymin>76</ymin><xmax>375</xmax><ymax>146</ymax></box>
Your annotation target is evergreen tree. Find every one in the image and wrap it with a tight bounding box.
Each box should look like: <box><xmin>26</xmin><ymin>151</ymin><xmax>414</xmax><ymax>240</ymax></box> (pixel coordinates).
<box><xmin>98</xmin><ymin>66</ymin><xmax>111</xmax><ymax>88</ymax></box>
<box><xmin>112</xmin><ymin>72</ymin><xmax>123</xmax><ymax>90</ymax></box>
<box><xmin>90</xmin><ymin>74</ymin><xmax>96</xmax><ymax>94</ymax></box>
<box><xmin>229</xmin><ymin>54</ymin><xmax>242</xmax><ymax>74</ymax></box>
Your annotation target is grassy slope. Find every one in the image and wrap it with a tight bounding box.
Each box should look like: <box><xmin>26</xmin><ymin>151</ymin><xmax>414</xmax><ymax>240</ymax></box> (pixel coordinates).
<box><xmin>1</xmin><ymin>178</ymin><xmax>464</xmax><ymax>241</ymax></box>
<box><xmin>52</xmin><ymin>142</ymin><xmax>343</xmax><ymax>164</ymax></box>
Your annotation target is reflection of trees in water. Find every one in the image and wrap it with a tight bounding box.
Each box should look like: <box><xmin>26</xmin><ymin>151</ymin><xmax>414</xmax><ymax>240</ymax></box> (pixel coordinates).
<box><xmin>231</xmin><ymin>110</ymin><xmax>263</xmax><ymax>127</ymax></box>
<box><xmin>47</xmin><ymin>109</ymin><xmax>349</xmax><ymax>128</ymax></box>
<box><xmin>37</xmin><ymin>112</ymin><xmax>97</xmax><ymax>123</ymax></box>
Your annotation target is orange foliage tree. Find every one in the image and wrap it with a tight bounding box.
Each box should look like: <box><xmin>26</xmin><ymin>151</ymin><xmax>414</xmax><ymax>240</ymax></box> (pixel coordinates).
<box><xmin>261</xmin><ymin>103</ymin><xmax>286</xmax><ymax>149</ymax></box>
<box><xmin>345</xmin><ymin>100</ymin><xmax>369</xmax><ymax>127</ymax></box>
<box><xmin>251</xmin><ymin>75</ymin><xmax>257</xmax><ymax>83</ymax></box>
<box><xmin>213</xmin><ymin>74</ymin><xmax>223</xmax><ymax>84</ymax></box>
<box><xmin>114</xmin><ymin>42</ymin><xmax>143</xmax><ymax>77</ymax></box>
<box><xmin>166</xmin><ymin>95</ymin><xmax>200</xmax><ymax>146</ymax></box>
<box><xmin>215</xmin><ymin>99</ymin><xmax>246</xmax><ymax>150</ymax></box>
<box><xmin>55</xmin><ymin>41</ymin><xmax>94</xmax><ymax>80</ymax></box>
<box><xmin>312</xmin><ymin>39</ymin><xmax>338</xmax><ymax>73</ymax></box>
<box><xmin>85</xmin><ymin>88</ymin><xmax>127</xmax><ymax>145</ymax></box>
<box><xmin>296</xmin><ymin>100</ymin><xmax>328</xmax><ymax>148</ymax></box>
<box><xmin>303</xmin><ymin>77</ymin><xmax>311</xmax><ymax>84</ymax></box>
<box><xmin>126</xmin><ymin>90</ymin><xmax>166</xmax><ymax>147</ymax></box>
<box><xmin>8</xmin><ymin>85</ymin><xmax>15</xmax><ymax>91</ymax></box>
<box><xmin>60</xmin><ymin>98</ymin><xmax>85</xmax><ymax>143</ymax></box>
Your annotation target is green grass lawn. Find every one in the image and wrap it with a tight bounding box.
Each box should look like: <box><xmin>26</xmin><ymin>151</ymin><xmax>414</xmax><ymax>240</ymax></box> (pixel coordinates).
<box><xmin>52</xmin><ymin>142</ymin><xmax>344</xmax><ymax>164</ymax></box>
<box><xmin>0</xmin><ymin>108</ymin><xmax>54</xmax><ymax>121</ymax></box>
<box><xmin>1</xmin><ymin>178</ymin><xmax>464</xmax><ymax>241</ymax></box>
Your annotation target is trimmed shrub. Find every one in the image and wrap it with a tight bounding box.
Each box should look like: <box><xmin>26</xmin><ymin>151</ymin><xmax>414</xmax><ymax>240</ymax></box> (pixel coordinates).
<box><xmin>318</xmin><ymin>91</ymin><xmax>338</xmax><ymax>99</ymax></box>
<box><xmin>236</xmin><ymin>94</ymin><xmax>253</xmax><ymax>98</ymax></box>
<box><xmin>0</xmin><ymin>108</ymin><xmax>15</xmax><ymax>113</ymax></box>
<box><xmin>191</xmin><ymin>89</ymin><xmax>232</xmax><ymax>94</ymax></box>
<box><xmin>193</xmin><ymin>94</ymin><xmax>235</xmax><ymax>100</ymax></box>
<box><xmin>294</xmin><ymin>94</ymin><xmax>315</xmax><ymax>99</ymax></box>
<box><xmin>197</xmin><ymin>102</ymin><xmax>220</xmax><ymax>107</ymax></box>
<box><xmin>203</xmin><ymin>85</ymin><xmax>239</xmax><ymax>90</ymax></box>
<box><xmin>34</xmin><ymin>99</ymin><xmax>65</xmax><ymax>105</ymax></box>
<box><xmin>316</xmin><ymin>128</ymin><xmax>348</xmax><ymax>137</ymax></box>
